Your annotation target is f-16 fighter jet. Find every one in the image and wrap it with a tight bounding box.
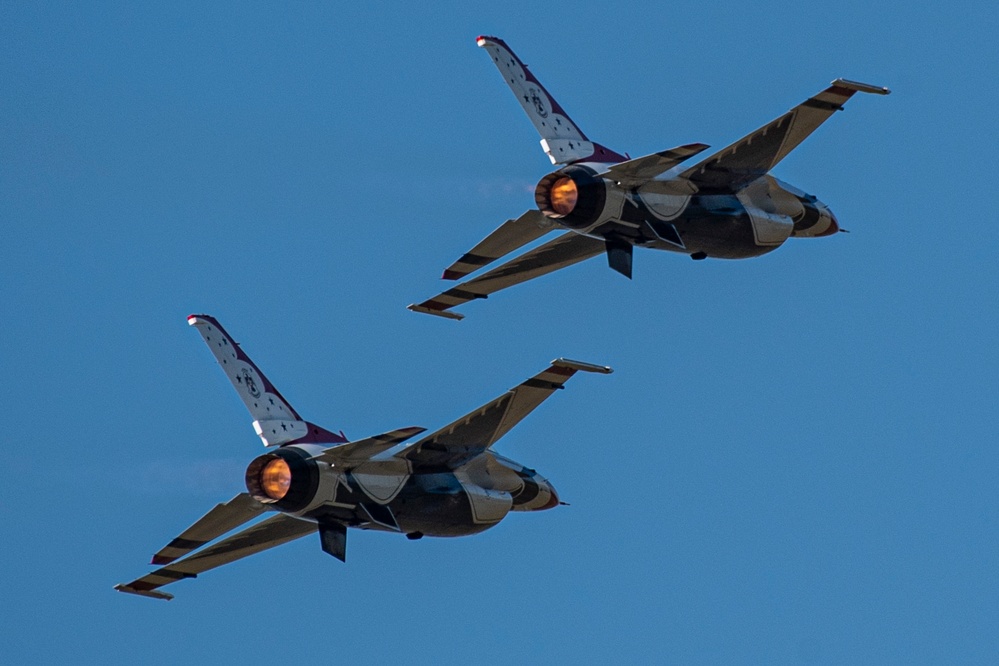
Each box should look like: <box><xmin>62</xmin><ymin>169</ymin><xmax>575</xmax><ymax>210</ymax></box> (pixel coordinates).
<box><xmin>409</xmin><ymin>36</ymin><xmax>889</xmax><ymax>319</ymax></box>
<box><xmin>115</xmin><ymin>315</ymin><xmax>611</xmax><ymax>600</ymax></box>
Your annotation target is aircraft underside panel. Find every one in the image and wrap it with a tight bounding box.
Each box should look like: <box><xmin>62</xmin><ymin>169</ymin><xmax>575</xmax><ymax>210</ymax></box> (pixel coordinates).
<box><xmin>592</xmin><ymin>193</ymin><xmax>781</xmax><ymax>260</ymax></box>
<box><xmin>674</xmin><ymin>218</ymin><xmax>782</xmax><ymax>258</ymax></box>
<box><xmin>351</xmin><ymin>459</ymin><xmax>411</xmax><ymax>503</ymax></box>
<box><xmin>311</xmin><ymin>468</ymin><xmax>501</xmax><ymax>537</ymax></box>
<box><xmin>637</xmin><ymin>191</ymin><xmax>691</xmax><ymax>221</ymax></box>
<box><xmin>746</xmin><ymin>209</ymin><xmax>794</xmax><ymax>246</ymax></box>
<box><xmin>455</xmin><ymin>467</ymin><xmax>513</xmax><ymax>523</ymax></box>
<box><xmin>302</xmin><ymin>453</ymin><xmax>552</xmax><ymax>536</ymax></box>
<box><xmin>392</xmin><ymin>473</ymin><xmax>490</xmax><ymax>536</ymax></box>
<box><xmin>737</xmin><ymin>183</ymin><xmax>796</xmax><ymax>246</ymax></box>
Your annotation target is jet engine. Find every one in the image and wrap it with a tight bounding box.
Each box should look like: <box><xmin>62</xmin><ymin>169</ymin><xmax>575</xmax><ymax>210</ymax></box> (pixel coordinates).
<box><xmin>535</xmin><ymin>165</ymin><xmax>612</xmax><ymax>230</ymax></box>
<box><xmin>245</xmin><ymin>446</ymin><xmax>321</xmax><ymax>513</ymax></box>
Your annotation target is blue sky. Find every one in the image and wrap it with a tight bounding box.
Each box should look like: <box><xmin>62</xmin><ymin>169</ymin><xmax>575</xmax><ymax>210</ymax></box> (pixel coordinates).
<box><xmin>2</xmin><ymin>2</ymin><xmax>996</xmax><ymax>663</ymax></box>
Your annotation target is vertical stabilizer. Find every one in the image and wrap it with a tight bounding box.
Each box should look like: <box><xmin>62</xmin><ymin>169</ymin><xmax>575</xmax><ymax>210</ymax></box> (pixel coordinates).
<box><xmin>188</xmin><ymin>315</ymin><xmax>347</xmax><ymax>446</ymax></box>
<box><xmin>476</xmin><ymin>36</ymin><xmax>626</xmax><ymax>165</ymax></box>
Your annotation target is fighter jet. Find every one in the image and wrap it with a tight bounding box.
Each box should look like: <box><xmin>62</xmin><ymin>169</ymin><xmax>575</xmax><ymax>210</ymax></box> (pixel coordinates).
<box><xmin>409</xmin><ymin>36</ymin><xmax>889</xmax><ymax>319</ymax></box>
<box><xmin>115</xmin><ymin>315</ymin><xmax>611</xmax><ymax>600</ymax></box>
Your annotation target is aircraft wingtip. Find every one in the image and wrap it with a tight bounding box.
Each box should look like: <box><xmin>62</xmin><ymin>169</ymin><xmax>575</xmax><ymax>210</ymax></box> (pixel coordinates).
<box><xmin>407</xmin><ymin>304</ymin><xmax>465</xmax><ymax>321</ymax></box>
<box><xmin>551</xmin><ymin>358</ymin><xmax>614</xmax><ymax>375</ymax></box>
<box><xmin>114</xmin><ymin>584</ymin><xmax>175</xmax><ymax>601</ymax></box>
<box><xmin>832</xmin><ymin>78</ymin><xmax>891</xmax><ymax>96</ymax></box>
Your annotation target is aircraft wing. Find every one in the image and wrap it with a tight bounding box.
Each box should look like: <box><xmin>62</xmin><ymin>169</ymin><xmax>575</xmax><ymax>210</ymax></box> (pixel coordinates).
<box><xmin>679</xmin><ymin>79</ymin><xmax>890</xmax><ymax>191</ymax></box>
<box><xmin>398</xmin><ymin>358</ymin><xmax>612</xmax><ymax>468</ymax></box>
<box><xmin>312</xmin><ymin>426</ymin><xmax>427</xmax><ymax>466</ymax></box>
<box><xmin>408</xmin><ymin>232</ymin><xmax>606</xmax><ymax>320</ymax></box>
<box><xmin>150</xmin><ymin>493</ymin><xmax>265</xmax><ymax>565</ymax></box>
<box><xmin>442</xmin><ymin>210</ymin><xmax>553</xmax><ymax>280</ymax></box>
<box><xmin>115</xmin><ymin>514</ymin><xmax>317</xmax><ymax>600</ymax></box>
<box><xmin>597</xmin><ymin>143</ymin><xmax>709</xmax><ymax>188</ymax></box>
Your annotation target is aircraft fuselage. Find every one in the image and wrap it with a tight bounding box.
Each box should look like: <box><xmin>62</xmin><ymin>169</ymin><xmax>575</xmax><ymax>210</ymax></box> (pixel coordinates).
<box><xmin>249</xmin><ymin>444</ymin><xmax>559</xmax><ymax>539</ymax></box>
<box><xmin>539</xmin><ymin>166</ymin><xmax>839</xmax><ymax>261</ymax></box>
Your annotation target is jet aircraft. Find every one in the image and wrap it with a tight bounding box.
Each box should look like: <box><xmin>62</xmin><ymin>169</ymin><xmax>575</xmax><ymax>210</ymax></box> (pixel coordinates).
<box><xmin>116</xmin><ymin>315</ymin><xmax>611</xmax><ymax>600</ymax></box>
<box><xmin>409</xmin><ymin>36</ymin><xmax>889</xmax><ymax>319</ymax></box>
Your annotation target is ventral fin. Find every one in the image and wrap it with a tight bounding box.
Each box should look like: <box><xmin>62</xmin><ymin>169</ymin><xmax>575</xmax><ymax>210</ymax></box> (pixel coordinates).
<box><xmin>605</xmin><ymin>239</ymin><xmax>633</xmax><ymax>279</ymax></box>
<box><xmin>318</xmin><ymin>522</ymin><xmax>347</xmax><ymax>562</ymax></box>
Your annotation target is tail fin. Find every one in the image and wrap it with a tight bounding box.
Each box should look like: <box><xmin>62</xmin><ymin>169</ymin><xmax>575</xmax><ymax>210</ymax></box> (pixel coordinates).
<box><xmin>476</xmin><ymin>36</ymin><xmax>626</xmax><ymax>165</ymax></box>
<box><xmin>188</xmin><ymin>315</ymin><xmax>347</xmax><ymax>447</ymax></box>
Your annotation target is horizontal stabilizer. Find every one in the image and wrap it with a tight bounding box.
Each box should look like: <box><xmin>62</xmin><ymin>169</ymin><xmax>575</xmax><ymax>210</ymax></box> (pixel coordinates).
<box><xmin>116</xmin><ymin>514</ymin><xmax>316</xmax><ymax>600</ymax></box>
<box><xmin>313</xmin><ymin>426</ymin><xmax>427</xmax><ymax>466</ymax></box>
<box><xmin>598</xmin><ymin>143</ymin><xmax>709</xmax><ymax>187</ymax></box>
<box><xmin>443</xmin><ymin>210</ymin><xmax>553</xmax><ymax>280</ymax></box>
<box><xmin>409</xmin><ymin>232</ymin><xmax>606</xmax><ymax>319</ymax></box>
<box><xmin>151</xmin><ymin>493</ymin><xmax>265</xmax><ymax>565</ymax></box>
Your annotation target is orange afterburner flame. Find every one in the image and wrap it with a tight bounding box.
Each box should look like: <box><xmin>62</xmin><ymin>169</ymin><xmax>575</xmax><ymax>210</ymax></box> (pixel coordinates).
<box><xmin>260</xmin><ymin>458</ymin><xmax>292</xmax><ymax>500</ymax></box>
<box><xmin>550</xmin><ymin>177</ymin><xmax>578</xmax><ymax>215</ymax></box>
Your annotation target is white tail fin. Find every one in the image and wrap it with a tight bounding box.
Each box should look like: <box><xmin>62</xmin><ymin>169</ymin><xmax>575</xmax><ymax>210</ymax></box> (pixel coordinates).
<box><xmin>477</xmin><ymin>36</ymin><xmax>626</xmax><ymax>165</ymax></box>
<box><xmin>188</xmin><ymin>314</ymin><xmax>347</xmax><ymax>446</ymax></box>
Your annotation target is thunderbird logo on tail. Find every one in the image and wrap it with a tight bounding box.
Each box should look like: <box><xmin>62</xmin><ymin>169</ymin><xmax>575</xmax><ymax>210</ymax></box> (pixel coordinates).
<box><xmin>240</xmin><ymin>368</ymin><xmax>260</xmax><ymax>398</ymax></box>
<box><xmin>528</xmin><ymin>89</ymin><xmax>547</xmax><ymax>117</ymax></box>
<box><xmin>409</xmin><ymin>36</ymin><xmax>889</xmax><ymax>320</ymax></box>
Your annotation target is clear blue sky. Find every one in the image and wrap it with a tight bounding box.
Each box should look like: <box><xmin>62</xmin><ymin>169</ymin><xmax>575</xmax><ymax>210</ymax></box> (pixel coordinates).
<box><xmin>2</xmin><ymin>2</ymin><xmax>996</xmax><ymax>663</ymax></box>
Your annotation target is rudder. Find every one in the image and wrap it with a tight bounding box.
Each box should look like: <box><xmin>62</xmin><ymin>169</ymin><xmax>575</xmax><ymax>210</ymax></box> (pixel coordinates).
<box><xmin>477</xmin><ymin>35</ymin><xmax>626</xmax><ymax>165</ymax></box>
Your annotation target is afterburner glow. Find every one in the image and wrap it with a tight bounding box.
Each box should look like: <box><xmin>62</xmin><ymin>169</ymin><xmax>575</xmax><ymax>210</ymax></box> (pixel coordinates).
<box><xmin>550</xmin><ymin>177</ymin><xmax>578</xmax><ymax>215</ymax></box>
<box><xmin>260</xmin><ymin>458</ymin><xmax>292</xmax><ymax>500</ymax></box>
